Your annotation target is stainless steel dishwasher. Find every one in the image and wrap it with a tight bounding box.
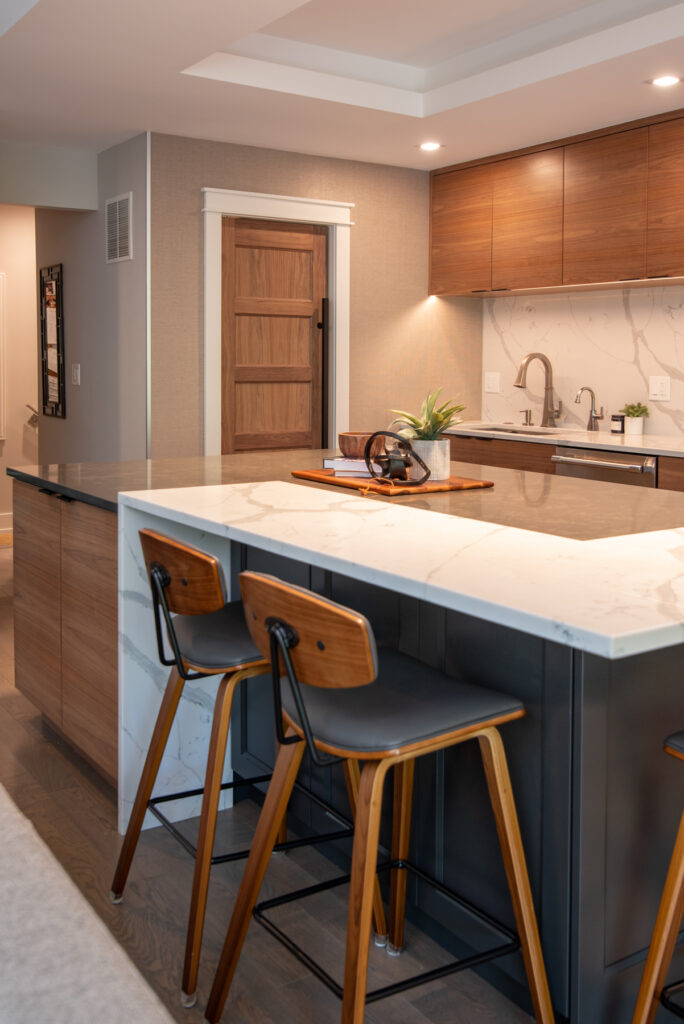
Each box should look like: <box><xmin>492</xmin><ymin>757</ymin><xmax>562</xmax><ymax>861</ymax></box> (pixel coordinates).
<box><xmin>552</xmin><ymin>446</ymin><xmax>657</xmax><ymax>487</ymax></box>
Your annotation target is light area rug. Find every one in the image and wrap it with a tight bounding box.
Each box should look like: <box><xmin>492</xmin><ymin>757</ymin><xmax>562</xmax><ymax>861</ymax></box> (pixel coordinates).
<box><xmin>0</xmin><ymin>783</ymin><xmax>175</xmax><ymax>1023</ymax></box>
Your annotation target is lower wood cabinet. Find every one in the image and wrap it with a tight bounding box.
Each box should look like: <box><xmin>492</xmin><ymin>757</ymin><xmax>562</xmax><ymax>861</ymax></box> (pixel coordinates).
<box><xmin>657</xmin><ymin>457</ymin><xmax>684</xmax><ymax>492</ymax></box>
<box><xmin>449</xmin><ymin>435</ymin><xmax>556</xmax><ymax>474</ymax></box>
<box><xmin>13</xmin><ymin>480</ymin><xmax>118</xmax><ymax>781</ymax></box>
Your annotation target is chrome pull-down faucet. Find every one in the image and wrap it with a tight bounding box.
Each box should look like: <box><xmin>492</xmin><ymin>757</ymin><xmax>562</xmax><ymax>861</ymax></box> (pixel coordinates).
<box><xmin>513</xmin><ymin>352</ymin><xmax>561</xmax><ymax>428</ymax></box>
<box><xmin>575</xmin><ymin>386</ymin><xmax>604</xmax><ymax>431</ymax></box>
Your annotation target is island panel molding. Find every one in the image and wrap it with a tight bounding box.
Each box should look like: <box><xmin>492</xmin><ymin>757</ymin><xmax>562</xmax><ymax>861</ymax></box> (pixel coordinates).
<box><xmin>202</xmin><ymin>187</ymin><xmax>353</xmax><ymax>457</ymax></box>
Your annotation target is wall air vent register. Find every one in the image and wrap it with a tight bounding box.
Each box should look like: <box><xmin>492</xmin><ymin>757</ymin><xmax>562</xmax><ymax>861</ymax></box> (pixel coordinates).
<box><xmin>105</xmin><ymin>192</ymin><xmax>133</xmax><ymax>263</ymax></box>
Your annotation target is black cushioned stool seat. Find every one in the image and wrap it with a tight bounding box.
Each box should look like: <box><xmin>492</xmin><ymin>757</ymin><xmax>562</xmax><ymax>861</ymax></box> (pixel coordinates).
<box><xmin>282</xmin><ymin>646</ymin><xmax>523</xmax><ymax>754</ymax></box>
<box><xmin>173</xmin><ymin>601</ymin><xmax>261</xmax><ymax>670</ymax></box>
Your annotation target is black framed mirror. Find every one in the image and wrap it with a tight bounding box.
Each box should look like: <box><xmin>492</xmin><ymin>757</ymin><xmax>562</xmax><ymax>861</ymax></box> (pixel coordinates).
<box><xmin>39</xmin><ymin>263</ymin><xmax>66</xmax><ymax>418</ymax></box>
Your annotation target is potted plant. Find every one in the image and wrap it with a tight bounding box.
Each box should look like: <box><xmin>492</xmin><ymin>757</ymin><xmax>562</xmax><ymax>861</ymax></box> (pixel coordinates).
<box><xmin>389</xmin><ymin>390</ymin><xmax>465</xmax><ymax>480</ymax></box>
<box><xmin>619</xmin><ymin>401</ymin><xmax>649</xmax><ymax>437</ymax></box>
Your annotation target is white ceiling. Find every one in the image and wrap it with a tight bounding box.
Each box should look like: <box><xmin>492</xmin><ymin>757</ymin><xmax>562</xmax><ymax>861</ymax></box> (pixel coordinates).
<box><xmin>2</xmin><ymin>0</ymin><xmax>684</xmax><ymax>169</ymax></box>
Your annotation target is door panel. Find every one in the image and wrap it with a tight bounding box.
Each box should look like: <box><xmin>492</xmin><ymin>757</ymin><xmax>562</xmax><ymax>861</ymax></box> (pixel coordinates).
<box><xmin>429</xmin><ymin>164</ymin><xmax>493</xmax><ymax>294</ymax></box>
<box><xmin>647</xmin><ymin>118</ymin><xmax>684</xmax><ymax>278</ymax></box>
<box><xmin>222</xmin><ymin>217</ymin><xmax>327</xmax><ymax>454</ymax></box>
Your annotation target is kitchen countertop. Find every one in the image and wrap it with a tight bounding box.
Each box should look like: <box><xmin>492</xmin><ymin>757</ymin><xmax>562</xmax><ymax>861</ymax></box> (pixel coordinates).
<box><xmin>449</xmin><ymin>422</ymin><xmax>684</xmax><ymax>456</ymax></box>
<box><xmin>10</xmin><ymin>449</ymin><xmax>684</xmax><ymax>541</ymax></box>
<box><xmin>120</xmin><ymin>474</ymin><xmax>684</xmax><ymax>660</ymax></box>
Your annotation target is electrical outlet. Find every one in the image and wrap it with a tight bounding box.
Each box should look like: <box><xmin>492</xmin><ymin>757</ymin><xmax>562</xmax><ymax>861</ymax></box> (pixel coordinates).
<box><xmin>71</xmin><ymin>364</ymin><xmax>80</xmax><ymax>386</ymax></box>
<box><xmin>649</xmin><ymin>375</ymin><xmax>670</xmax><ymax>401</ymax></box>
<box><xmin>484</xmin><ymin>372</ymin><xmax>501</xmax><ymax>394</ymax></box>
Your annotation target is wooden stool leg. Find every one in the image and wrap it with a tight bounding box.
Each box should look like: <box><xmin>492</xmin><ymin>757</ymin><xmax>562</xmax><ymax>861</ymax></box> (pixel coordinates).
<box><xmin>181</xmin><ymin>670</ymin><xmax>242</xmax><ymax>1007</ymax></box>
<box><xmin>343</xmin><ymin>758</ymin><xmax>388</xmax><ymax>945</ymax></box>
<box><xmin>204</xmin><ymin>731</ymin><xmax>306</xmax><ymax>1024</ymax></box>
<box><xmin>341</xmin><ymin>758</ymin><xmax>391</xmax><ymax>1024</ymax></box>
<box><xmin>477</xmin><ymin>728</ymin><xmax>555</xmax><ymax>1024</ymax></box>
<box><xmin>632</xmin><ymin>810</ymin><xmax>684</xmax><ymax>1024</ymax></box>
<box><xmin>388</xmin><ymin>758</ymin><xmax>415</xmax><ymax>954</ymax></box>
<box><xmin>110</xmin><ymin>666</ymin><xmax>185</xmax><ymax>902</ymax></box>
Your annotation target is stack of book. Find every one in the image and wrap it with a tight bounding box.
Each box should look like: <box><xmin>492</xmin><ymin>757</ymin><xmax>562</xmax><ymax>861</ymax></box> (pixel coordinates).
<box><xmin>323</xmin><ymin>456</ymin><xmax>377</xmax><ymax>478</ymax></box>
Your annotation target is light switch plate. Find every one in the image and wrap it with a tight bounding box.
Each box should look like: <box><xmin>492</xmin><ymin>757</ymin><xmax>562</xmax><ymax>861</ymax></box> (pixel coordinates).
<box><xmin>649</xmin><ymin>375</ymin><xmax>670</xmax><ymax>401</ymax></box>
<box><xmin>71</xmin><ymin>363</ymin><xmax>80</xmax><ymax>386</ymax></box>
<box><xmin>484</xmin><ymin>371</ymin><xmax>501</xmax><ymax>394</ymax></box>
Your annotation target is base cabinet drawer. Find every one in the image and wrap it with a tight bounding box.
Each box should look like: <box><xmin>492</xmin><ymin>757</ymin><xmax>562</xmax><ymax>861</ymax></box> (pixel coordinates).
<box><xmin>12</xmin><ymin>480</ymin><xmax>118</xmax><ymax>781</ymax></box>
<box><xmin>449</xmin><ymin>435</ymin><xmax>556</xmax><ymax>474</ymax></box>
<box><xmin>657</xmin><ymin>457</ymin><xmax>684</xmax><ymax>491</ymax></box>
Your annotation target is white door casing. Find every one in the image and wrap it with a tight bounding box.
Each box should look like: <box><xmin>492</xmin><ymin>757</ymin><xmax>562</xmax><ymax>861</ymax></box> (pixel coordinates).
<box><xmin>201</xmin><ymin>187</ymin><xmax>353</xmax><ymax>456</ymax></box>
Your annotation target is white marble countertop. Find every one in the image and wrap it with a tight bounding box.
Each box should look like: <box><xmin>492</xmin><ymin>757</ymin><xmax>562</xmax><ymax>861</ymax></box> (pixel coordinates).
<box><xmin>120</xmin><ymin>480</ymin><xmax>684</xmax><ymax>661</ymax></box>
<box><xmin>449</xmin><ymin>422</ymin><xmax>684</xmax><ymax>457</ymax></box>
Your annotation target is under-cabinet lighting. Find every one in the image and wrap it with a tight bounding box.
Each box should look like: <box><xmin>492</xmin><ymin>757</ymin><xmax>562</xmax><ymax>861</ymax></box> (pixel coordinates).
<box><xmin>420</xmin><ymin>141</ymin><xmax>442</xmax><ymax>151</ymax></box>
<box><xmin>651</xmin><ymin>75</ymin><xmax>680</xmax><ymax>87</ymax></box>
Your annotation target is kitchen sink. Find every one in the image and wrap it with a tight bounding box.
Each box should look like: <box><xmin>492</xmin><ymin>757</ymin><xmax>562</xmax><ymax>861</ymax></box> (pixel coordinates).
<box><xmin>456</xmin><ymin>423</ymin><xmax>561</xmax><ymax>436</ymax></box>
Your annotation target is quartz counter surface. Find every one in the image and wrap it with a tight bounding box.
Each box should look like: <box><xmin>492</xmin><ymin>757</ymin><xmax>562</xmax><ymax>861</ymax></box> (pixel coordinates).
<box><xmin>449</xmin><ymin>422</ymin><xmax>684</xmax><ymax>456</ymax></box>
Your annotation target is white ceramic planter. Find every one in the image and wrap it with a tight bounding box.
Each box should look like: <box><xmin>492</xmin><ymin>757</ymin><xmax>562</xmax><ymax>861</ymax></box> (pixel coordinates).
<box><xmin>624</xmin><ymin>417</ymin><xmax>644</xmax><ymax>436</ymax></box>
<box><xmin>409</xmin><ymin>438</ymin><xmax>451</xmax><ymax>481</ymax></box>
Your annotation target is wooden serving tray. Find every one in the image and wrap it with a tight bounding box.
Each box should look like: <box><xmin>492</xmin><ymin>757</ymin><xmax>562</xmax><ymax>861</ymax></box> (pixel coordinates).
<box><xmin>291</xmin><ymin>469</ymin><xmax>494</xmax><ymax>495</ymax></box>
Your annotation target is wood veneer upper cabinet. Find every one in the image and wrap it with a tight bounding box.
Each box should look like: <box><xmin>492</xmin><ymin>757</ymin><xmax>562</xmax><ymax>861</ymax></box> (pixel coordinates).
<box><xmin>13</xmin><ymin>482</ymin><xmax>62</xmax><ymax>725</ymax></box>
<box><xmin>563</xmin><ymin>128</ymin><xmax>648</xmax><ymax>285</ymax></box>
<box><xmin>647</xmin><ymin>118</ymin><xmax>684</xmax><ymax>278</ymax></box>
<box><xmin>430</xmin><ymin>164</ymin><xmax>492</xmax><ymax>294</ymax></box>
<box><xmin>491</xmin><ymin>150</ymin><xmax>563</xmax><ymax>290</ymax></box>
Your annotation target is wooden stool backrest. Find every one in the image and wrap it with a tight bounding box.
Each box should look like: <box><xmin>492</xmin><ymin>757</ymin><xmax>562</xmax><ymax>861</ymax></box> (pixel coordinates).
<box><xmin>139</xmin><ymin>529</ymin><xmax>225</xmax><ymax>616</ymax></box>
<box><xmin>239</xmin><ymin>571</ymin><xmax>377</xmax><ymax>689</ymax></box>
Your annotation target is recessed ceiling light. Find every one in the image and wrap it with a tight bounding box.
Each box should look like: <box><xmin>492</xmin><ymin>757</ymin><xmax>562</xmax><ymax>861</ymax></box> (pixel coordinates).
<box><xmin>651</xmin><ymin>75</ymin><xmax>680</xmax><ymax>87</ymax></box>
<box><xmin>420</xmin><ymin>142</ymin><xmax>442</xmax><ymax>152</ymax></box>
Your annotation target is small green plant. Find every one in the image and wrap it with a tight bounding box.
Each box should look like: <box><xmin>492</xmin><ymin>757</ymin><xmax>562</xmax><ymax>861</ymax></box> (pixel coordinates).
<box><xmin>389</xmin><ymin>389</ymin><xmax>465</xmax><ymax>440</ymax></box>
<box><xmin>619</xmin><ymin>402</ymin><xmax>649</xmax><ymax>418</ymax></box>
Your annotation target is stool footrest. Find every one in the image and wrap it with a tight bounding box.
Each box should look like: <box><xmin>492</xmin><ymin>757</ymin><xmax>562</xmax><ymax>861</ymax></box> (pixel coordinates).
<box><xmin>662</xmin><ymin>979</ymin><xmax>684</xmax><ymax>1018</ymax></box>
<box><xmin>252</xmin><ymin>858</ymin><xmax>520</xmax><ymax>1005</ymax></box>
<box><xmin>146</xmin><ymin>774</ymin><xmax>353</xmax><ymax>865</ymax></box>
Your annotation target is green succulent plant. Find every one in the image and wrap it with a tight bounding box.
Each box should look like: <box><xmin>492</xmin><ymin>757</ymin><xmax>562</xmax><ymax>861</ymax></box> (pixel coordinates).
<box><xmin>619</xmin><ymin>402</ymin><xmax>649</xmax><ymax>418</ymax></box>
<box><xmin>389</xmin><ymin>389</ymin><xmax>465</xmax><ymax>440</ymax></box>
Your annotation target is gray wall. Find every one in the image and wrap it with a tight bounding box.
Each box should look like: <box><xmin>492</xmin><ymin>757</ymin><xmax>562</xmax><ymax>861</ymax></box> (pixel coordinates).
<box><xmin>34</xmin><ymin>134</ymin><xmax>147</xmax><ymax>464</ymax></box>
<box><xmin>149</xmin><ymin>132</ymin><xmax>482</xmax><ymax>457</ymax></box>
<box><xmin>0</xmin><ymin>141</ymin><xmax>97</xmax><ymax>210</ymax></box>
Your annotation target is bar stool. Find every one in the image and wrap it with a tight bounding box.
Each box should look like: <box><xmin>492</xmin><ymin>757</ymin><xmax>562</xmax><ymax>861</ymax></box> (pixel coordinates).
<box><xmin>633</xmin><ymin>732</ymin><xmax>684</xmax><ymax>1023</ymax></box>
<box><xmin>203</xmin><ymin>571</ymin><xmax>555</xmax><ymax>1024</ymax></box>
<box><xmin>110</xmin><ymin>532</ymin><xmax>383</xmax><ymax>1010</ymax></box>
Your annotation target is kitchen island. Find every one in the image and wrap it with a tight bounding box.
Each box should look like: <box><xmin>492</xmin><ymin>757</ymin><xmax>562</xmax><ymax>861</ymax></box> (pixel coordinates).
<box><xmin>10</xmin><ymin>450</ymin><xmax>684</xmax><ymax>1022</ymax></box>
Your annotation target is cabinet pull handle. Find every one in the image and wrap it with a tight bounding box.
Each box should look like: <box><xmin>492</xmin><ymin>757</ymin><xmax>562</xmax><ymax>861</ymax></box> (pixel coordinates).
<box><xmin>57</xmin><ymin>494</ymin><xmax>74</xmax><ymax>502</ymax></box>
<box><xmin>38</xmin><ymin>488</ymin><xmax>57</xmax><ymax>496</ymax></box>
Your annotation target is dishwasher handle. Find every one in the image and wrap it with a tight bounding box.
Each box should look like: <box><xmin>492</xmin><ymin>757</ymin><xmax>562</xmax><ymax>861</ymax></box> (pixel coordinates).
<box><xmin>551</xmin><ymin>454</ymin><xmax>657</xmax><ymax>474</ymax></box>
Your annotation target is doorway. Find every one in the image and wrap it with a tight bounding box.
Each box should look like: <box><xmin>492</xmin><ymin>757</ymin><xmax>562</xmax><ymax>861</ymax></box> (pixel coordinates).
<box><xmin>221</xmin><ymin>217</ymin><xmax>327</xmax><ymax>454</ymax></box>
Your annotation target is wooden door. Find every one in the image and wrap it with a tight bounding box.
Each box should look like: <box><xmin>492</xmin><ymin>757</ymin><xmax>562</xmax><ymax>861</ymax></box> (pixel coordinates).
<box><xmin>221</xmin><ymin>218</ymin><xmax>327</xmax><ymax>453</ymax></box>
<box><xmin>430</xmin><ymin>164</ymin><xmax>493</xmax><ymax>294</ymax></box>
<box><xmin>491</xmin><ymin>150</ymin><xmax>563</xmax><ymax>290</ymax></box>
<box><xmin>563</xmin><ymin>128</ymin><xmax>648</xmax><ymax>285</ymax></box>
<box><xmin>61</xmin><ymin>500</ymin><xmax>118</xmax><ymax>782</ymax></box>
<box><xmin>13</xmin><ymin>481</ymin><xmax>62</xmax><ymax>726</ymax></box>
<box><xmin>647</xmin><ymin>118</ymin><xmax>684</xmax><ymax>278</ymax></box>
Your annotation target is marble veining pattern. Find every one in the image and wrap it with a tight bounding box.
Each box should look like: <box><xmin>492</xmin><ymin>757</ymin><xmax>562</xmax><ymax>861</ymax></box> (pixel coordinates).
<box><xmin>482</xmin><ymin>287</ymin><xmax>684</xmax><ymax>435</ymax></box>
<box><xmin>118</xmin><ymin>478</ymin><xmax>684</xmax><ymax>832</ymax></box>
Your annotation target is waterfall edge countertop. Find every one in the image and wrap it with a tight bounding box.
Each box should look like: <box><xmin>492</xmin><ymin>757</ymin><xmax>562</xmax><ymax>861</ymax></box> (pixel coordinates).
<box><xmin>10</xmin><ymin>450</ymin><xmax>684</xmax><ymax>659</ymax></box>
<box><xmin>114</xmin><ymin>454</ymin><xmax>684</xmax><ymax>660</ymax></box>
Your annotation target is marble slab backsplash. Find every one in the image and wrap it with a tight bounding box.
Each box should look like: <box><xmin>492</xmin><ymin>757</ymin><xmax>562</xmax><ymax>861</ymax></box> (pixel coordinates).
<box><xmin>482</xmin><ymin>288</ymin><xmax>684</xmax><ymax>434</ymax></box>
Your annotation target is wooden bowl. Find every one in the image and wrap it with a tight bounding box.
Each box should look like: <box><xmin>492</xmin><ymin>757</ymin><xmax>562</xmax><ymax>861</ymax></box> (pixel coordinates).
<box><xmin>337</xmin><ymin>432</ymin><xmax>385</xmax><ymax>459</ymax></box>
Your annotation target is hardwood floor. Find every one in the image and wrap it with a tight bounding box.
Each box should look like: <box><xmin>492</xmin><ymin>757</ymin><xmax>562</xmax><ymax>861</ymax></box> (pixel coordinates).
<box><xmin>0</xmin><ymin>547</ymin><xmax>533</xmax><ymax>1023</ymax></box>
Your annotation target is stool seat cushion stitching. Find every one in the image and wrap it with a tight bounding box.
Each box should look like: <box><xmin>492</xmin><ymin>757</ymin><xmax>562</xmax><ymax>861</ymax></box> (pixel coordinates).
<box><xmin>665</xmin><ymin>731</ymin><xmax>684</xmax><ymax>757</ymax></box>
<box><xmin>281</xmin><ymin>647</ymin><xmax>524</xmax><ymax>754</ymax></box>
<box><xmin>172</xmin><ymin>601</ymin><xmax>262</xmax><ymax>670</ymax></box>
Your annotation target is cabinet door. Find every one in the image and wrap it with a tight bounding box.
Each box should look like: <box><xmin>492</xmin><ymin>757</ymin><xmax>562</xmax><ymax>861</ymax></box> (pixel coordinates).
<box><xmin>491</xmin><ymin>150</ymin><xmax>563</xmax><ymax>290</ymax></box>
<box><xmin>13</xmin><ymin>481</ymin><xmax>62</xmax><ymax>725</ymax></box>
<box><xmin>60</xmin><ymin>500</ymin><xmax>118</xmax><ymax>781</ymax></box>
<box><xmin>563</xmin><ymin>128</ymin><xmax>648</xmax><ymax>285</ymax></box>
<box><xmin>450</xmin><ymin>435</ymin><xmax>556</xmax><ymax>474</ymax></box>
<box><xmin>430</xmin><ymin>164</ymin><xmax>492</xmax><ymax>294</ymax></box>
<box><xmin>647</xmin><ymin>119</ymin><xmax>684</xmax><ymax>278</ymax></box>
